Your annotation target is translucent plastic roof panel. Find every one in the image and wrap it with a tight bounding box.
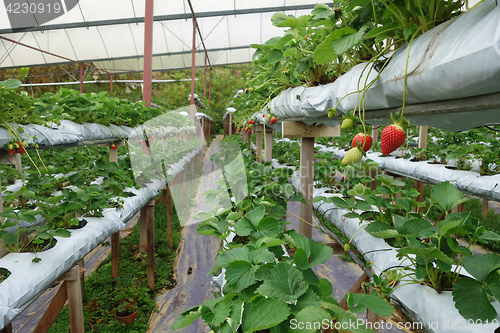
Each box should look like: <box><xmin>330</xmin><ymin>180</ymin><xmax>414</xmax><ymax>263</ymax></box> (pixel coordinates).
<box><xmin>0</xmin><ymin>0</ymin><xmax>323</xmax><ymax>72</ymax></box>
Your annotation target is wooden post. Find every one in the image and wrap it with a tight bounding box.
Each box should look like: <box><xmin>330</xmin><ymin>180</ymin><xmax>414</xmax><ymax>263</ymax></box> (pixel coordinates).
<box><xmin>265</xmin><ymin>130</ymin><xmax>273</xmax><ymax>162</ymax></box>
<box><xmin>282</xmin><ymin>122</ymin><xmax>340</xmax><ymax>238</ymax></box>
<box><xmin>414</xmin><ymin>126</ymin><xmax>428</xmax><ymax>213</ymax></box>
<box><xmin>0</xmin><ymin>175</ymin><xmax>4</xmax><ymax>259</ymax></box>
<box><xmin>139</xmin><ymin>203</ymin><xmax>150</xmax><ymax>253</ymax></box>
<box><xmin>64</xmin><ymin>266</ymin><xmax>85</xmax><ymax>333</ymax></box>
<box><xmin>299</xmin><ymin>137</ymin><xmax>314</xmax><ymax>238</ymax></box>
<box><xmin>371</xmin><ymin>126</ymin><xmax>378</xmax><ymax>143</ymax></box>
<box><xmin>33</xmin><ymin>282</ymin><xmax>68</xmax><ymax>333</ymax></box>
<box><xmin>482</xmin><ymin>199</ymin><xmax>489</xmax><ymax>218</ymax></box>
<box><xmin>249</xmin><ymin>130</ymin><xmax>252</xmax><ymax>154</ymax></box>
<box><xmin>111</xmin><ymin>232</ymin><xmax>120</xmax><ymax>279</ymax></box>
<box><xmin>146</xmin><ymin>200</ymin><xmax>155</xmax><ymax>291</ymax></box>
<box><xmin>228</xmin><ymin>114</ymin><xmax>233</xmax><ymax>136</ymax></box>
<box><xmin>255</xmin><ymin>124</ymin><xmax>264</xmax><ymax>163</ymax></box>
<box><xmin>167</xmin><ymin>185</ymin><xmax>173</xmax><ymax>250</ymax></box>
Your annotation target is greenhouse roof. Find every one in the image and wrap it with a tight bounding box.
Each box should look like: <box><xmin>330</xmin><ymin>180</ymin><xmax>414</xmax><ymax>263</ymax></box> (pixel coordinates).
<box><xmin>0</xmin><ymin>0</ymin><xmax>324</xmax><ymax>72</ymax></box>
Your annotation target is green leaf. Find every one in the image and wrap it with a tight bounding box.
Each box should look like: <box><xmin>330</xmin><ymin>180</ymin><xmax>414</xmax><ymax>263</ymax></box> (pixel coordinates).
<box><xmin>234</xmin><ymin>217</ymin><xmax>254</xmax><ymax>236</ymax></box>
<box><xmin>397</xmin><ymin>247</ymin><xmax>454</xmax><ymax>265</ymax></box>
<box><xmin>453</xmin><ymin>277</ymin><xmax>497</xmax><ymax>321</ymax></box>
<box><xmin>480</xmin><ymin>231</ymin><xmax>500</xmax><ymax>242</ymax></box>
<box><xmin>252</xmin><ymin>217</ymin><xmax>281</xmax><ymax>238</ymax></box>
<box><xmin>399</xmin><ymin>219</ymin><xmax>433</xmax><ymax>238</ymax></box>
<box><xmin>365</xmin><ymin>222</ymin><xmax>399</xmax><ymax>239</ymax></box>
<box><xmin>172</xmin><ymin>308</ymin><xmax>201</xmax><ymax>330</ymax></box>
<box><xmin>196</xmin><ymin>218</ymin><xmax>228</xmax><ymax>237</ymax></box>
<box><xmin>354</xmin><ymin>201</ymin><xmax>373</xmax><ymax>211</ymax></box>
<box><xmin>347</xmin><ymin>293</ymin><xmax>394</xmax><ymax>317</ymax></box>
<box><xmin>431</xmin><ymin>181</ymin><xmax>467</xmax><ymax>213</ymax></box>
<box><xmin>346</xmin><ymin>0</ymin><xmax>371</xmax><ymax>11</ymax></box>
<box><xmin>462</xmin><ymin>254</ymin><xmax>500</xmax><ymax>282</ymax></box>
<box><xmin>250</xmin><ymin>249</ymin><xmax>275</xmax><ymax>265</ymax></box>
<box><xmin>54</xmin><ymin>229</ymin><xmax>71</xmax><ymax>237</ymax></box>
<box><xmin>314</xmin><ymin>27</ymin><xmax>366</xmax><ymax>65</ymax></box>
<box><xmin>343</xmin><ymin>212</ymin><xmax>360</xmax><ymax>219</ymax></box>
<box><xmin>256</xmin><ymin>263</ymin><xmax>309</xmax><ymax>302</ymax></box>
<box><xmin>256</xmin><ymin>237</ymin><xmax>285</xmax><ymax>249</ymax></box>
<box><xmin>2</xmin><ymin>78</ymin><xmax>22</xmax><ymax>90</ymax></box>
<box><xmin>225</xmin><ymin>261</ymin><xmax>256</xmax><ymax>292</ymax></box>
<box><xmin>22</xmin><ymin>190</ymin><xmax>36</xmax><ymax>199</ymax></box>
<box><xmin>268</xmin><ymin>49</ymin><xmax>284</xmax><ymax>65</ymax></box>
<box><xmin>246</xmin><ymin>206</ymin><xmax>266</xmax><ymax>228</ymax></box>
<box><xmin>291</xmin><ymin>306</ymin><xmax>332</xmax><ymax>332</ymax></box>
<box><xmin>226</xmin><ymin>212</ymin><xmax>242</xmax><ymax>221</ymax></box>
<box><xmin>241</xmin><ymin>298</ymin><xmax>290</xmax><ymax>333</ymax></box>
<box><xmin>200</xmin><ymin>299</ymin><xmax>231</xmax><ymax>325</ymax></box>
<box><xmin>294</xmin><ymin>238</ymin><xmax>333</xmax><ymax>270</ymax></box>
<box><xmin>3</xmin><ymin>233</ymin><xmax>17</xmax><ymax>245</ymax></box>
<box><xmin>365</xmin><ymin>22</ymin><xmax>399</xmax><ymax>39</ymax></box>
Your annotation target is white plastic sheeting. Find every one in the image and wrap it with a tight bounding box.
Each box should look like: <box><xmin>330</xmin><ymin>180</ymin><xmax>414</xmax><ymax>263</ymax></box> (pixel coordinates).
<box><xmin>0</xmin><ymin>144</ymin><xmax>203</xmax><ymax>329</ymax></box>
<box><xmin>273</xmin><ymin>158</ymin><xmax>500</xmax><ymax>333</ymax></box>
<box><xmin>0</xmin><ymin>120</ymin><xmax>132</xmax><ymax>150</ymax></box>
<box><xmin>0</xmin><ymin>1</ymin><xmax>321</xmax><ymax>72</ymax></box>
<box><xmin>264</xmin><ymin>0</ymin><xmax>500</xmax><ymax>131</ymax></box>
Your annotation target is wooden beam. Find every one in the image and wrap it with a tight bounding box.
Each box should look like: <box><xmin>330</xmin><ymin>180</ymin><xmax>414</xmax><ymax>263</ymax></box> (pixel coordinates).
<box><xmin>33</xmin><ymin>283</ymin><xmax>68</xmax><ymax>333</ymax></box>
<box><xmin>282</xmin><ymin>121</ymin><xmax>340</xmax><ymax>138</ymax></box>
<box><xmin>299</xmin><ymin>138</ymin><xmax>314</xmax><ymax>238</ymax></box>
<box><xmin>265</xmin><ymin>131</ymin><xmax>273</xmax><ymax>162</ymax></box>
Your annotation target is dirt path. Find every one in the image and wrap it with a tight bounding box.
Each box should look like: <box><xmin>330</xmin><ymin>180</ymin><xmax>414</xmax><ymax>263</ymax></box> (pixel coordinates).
<box><xmin>147</xmin><ymin>136</ymin><xmax>224</xmax><ymax>333</ymax></box>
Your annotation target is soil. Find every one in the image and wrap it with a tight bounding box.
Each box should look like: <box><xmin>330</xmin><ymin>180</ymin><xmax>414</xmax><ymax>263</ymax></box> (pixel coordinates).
<box><xmin>0</xmin><ymin>268</ymin><xmax>11</xmax><ymax>283</ymax></box>
<box><xmin>21</xmin><ymin>238</ymin><xmax>57</xmax><ymax>253</ymax></box>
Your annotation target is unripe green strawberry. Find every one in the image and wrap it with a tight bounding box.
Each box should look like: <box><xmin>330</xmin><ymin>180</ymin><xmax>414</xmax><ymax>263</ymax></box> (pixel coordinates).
<box><xmin>328</xmin><ymin>109</ymin><xmax>335</xmax><ymax>118</ymax></box>
<box><xmin>341</xmin><ymin>118</ymin><xmax>354</xmax><ymax>130</ymax></box>
<box><xmin>344</xmin><ymin>243</ymin><xmax>351</xmax><ymax>251</ymax></box>
<box><xmin>342</xmin><ymin>147</ymin><xmax>364</xmax><ymax>165</ymax></box>
<box><xmin>8</xmin><ymin>144</ymin><xmax>13</xmax><ymax>150</ymax></box>
<box><xmin>267</xmin><ymin>114</ymin><xmax>272</xmax><ymax>121</ymax></box>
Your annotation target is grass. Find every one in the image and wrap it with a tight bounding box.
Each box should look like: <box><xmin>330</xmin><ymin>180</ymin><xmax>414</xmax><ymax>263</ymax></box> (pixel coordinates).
<box><xmin>47</xmin><ymin>201</ymin><xmax>182</xmax><ymax>333</ymax></box>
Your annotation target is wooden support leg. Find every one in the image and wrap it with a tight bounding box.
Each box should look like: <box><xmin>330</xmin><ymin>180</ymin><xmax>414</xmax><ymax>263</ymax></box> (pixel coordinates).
<box><xmin>140</xmin><ymin>204</ymin><xmax>149</xmax><ymax>253</ymax></box>
<box><xmin>111</xmin><ymin>232</ymin><xmax>120</xmax><ymax>279</ymax></box>
<box><xmin>146</xmin><ymin>200</ymin><xmax>155</xmax><ymax>291</ymax></box>
<box><xmin>77</xmin><ymin>259</ymin><xmax>85</xmax><ymax>299</ymax></box>
<box><xmin>265</xmin><ymin>131</ymin><xmax>273</xmax><ymax>162</ymax></box>
<box><xmin>299</xmin><ymin>138</ymin><xmax>314</xmax><ymax>238</ymax></box>
<box><xmin>0</xmin><ymin>323</ymin><xmax>12</xmax><ymax>333</ymax></box>
<box><xmin>182</xmin><ymin>169</ymin><xmax>187</xmax><ymax>208</ymax></box>
<box><xmin>167</xmin><ymin>185</ymin><xmax>173</xmax><ymax>250</ymax></box>
<box><xmin>482</xmin><ymin>199</ymin><xmax>489</xmax><ymax>218</ymax></box>
<box><xmin>256</xmin><ymin>131</ymin><xmax>263</xmax><ymax>163</ymax></box>
<box><xmin>370</xmin><ymin>168</ymin><xmax>377</xmax><ymax>191</ymax></box>
<box><xmin>249</xmin><ymin>132</ymin><xmax>252</xmax><ymax>154</ymax></box>
<box><xmin>64</xmin><ymin>266</ymin><xmax>85</xmax><ymax>333</ymax></box>
<box><xmin>0</xmin><ymin>176</ymin><xmax>5</xmax><ymax>259</ymax></box>
<box><xmin>33</xmin><ymin>282</ymin><xmax>68</xmax><ymax>333</ymax></box>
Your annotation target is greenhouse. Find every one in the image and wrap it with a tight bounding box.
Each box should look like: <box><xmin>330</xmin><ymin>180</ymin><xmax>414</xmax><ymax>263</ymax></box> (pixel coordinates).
<box><xmin>1</xmin><ymin>0</ymin><xmax>500</xmax><ymax>332</ymax></box>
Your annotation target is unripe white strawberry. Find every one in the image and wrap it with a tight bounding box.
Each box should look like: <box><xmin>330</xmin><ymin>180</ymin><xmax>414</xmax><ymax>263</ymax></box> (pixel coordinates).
<box><xmin>342</xmin><ymin>147</ymin><xmax>364</xmax><ymax>165</ymax></box>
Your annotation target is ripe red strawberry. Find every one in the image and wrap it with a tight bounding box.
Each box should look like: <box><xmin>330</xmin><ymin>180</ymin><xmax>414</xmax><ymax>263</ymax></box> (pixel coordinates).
<box><xmin>249</xmin><ymin>120</ymin><xmax>252</xmax><ymax>124</ymax></box>
<box><xmin>248</xmin><ymin>129</ymin><xmax>252</xmax><ymax>134</ymax></box>
<box><xmin>17</xmin><ymin>146</ymin><xmax>25</xmax><ymax>155</ymax></box>
<box><xmin>270</xmin><ymin>117</ymin><xmax>277</xmax><ymax>125</ymax></box>
<box><xmin>111</xmin><ymin>144</ymin><xmax>117</xmax><ymax>150</ymax></box>
<box><xmin>381</xmin><ymin>124</ymin><xmax>405</xmax><ymax>154</ymax></box>
<box><xmin>7</xmin><ymin>149</ymin><xmax>15</xmax><ymax>155</ymax></box>
<box><xmin>381</xmin><ymin>113</ymin><xmax>409</xmax><ymax>155</ymax></box>
<box><xmin>352</xmin><ymin>133</ymin><xmax>372</xmax><ymax>153</ymax></box>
